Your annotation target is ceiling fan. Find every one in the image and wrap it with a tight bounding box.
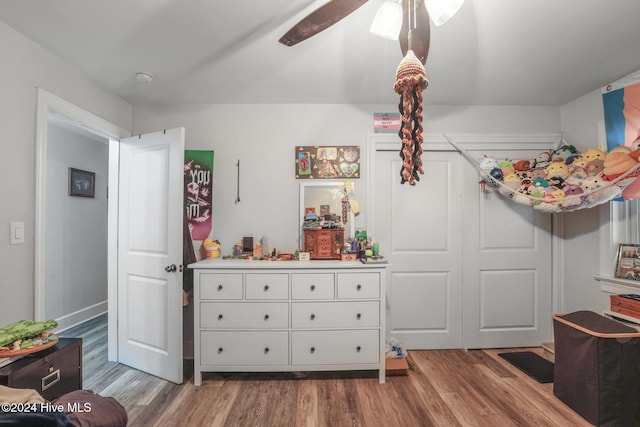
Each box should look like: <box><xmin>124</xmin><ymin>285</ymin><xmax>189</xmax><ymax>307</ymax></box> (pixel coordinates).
<box><xmin>279</xmin><ymin>0</ymin><xmax>431</xmax><ymax>64</ymax></box>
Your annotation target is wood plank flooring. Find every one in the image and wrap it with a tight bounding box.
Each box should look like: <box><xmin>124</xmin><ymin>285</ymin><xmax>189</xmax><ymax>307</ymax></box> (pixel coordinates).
<box><xmin>60</xmin><ymin>316</ymin><xmax>590</xmax><ymax>426</ymax></box>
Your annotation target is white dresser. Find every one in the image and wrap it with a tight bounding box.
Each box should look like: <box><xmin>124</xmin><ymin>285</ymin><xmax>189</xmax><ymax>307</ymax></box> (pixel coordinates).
<box><xmin>189</xmin><ymin>259</ymin><xmax>388</xmax><ymax>385</ymax></box>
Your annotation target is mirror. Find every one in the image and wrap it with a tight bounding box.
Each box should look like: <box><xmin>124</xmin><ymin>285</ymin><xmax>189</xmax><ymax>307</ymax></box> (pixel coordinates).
<box><xmin>299</xmin><ymin>181</ymin><xmax>356</xmax><ymax>248</ymax></box>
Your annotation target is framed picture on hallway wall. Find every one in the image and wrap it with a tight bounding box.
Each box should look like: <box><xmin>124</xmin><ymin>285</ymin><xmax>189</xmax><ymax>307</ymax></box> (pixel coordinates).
<box><xmin>614</xmin><ymin>243</ymin><xmax>640</xmax><ymax>280</ymax></box>
<box><xmin>68</xmin><ymin>167</ymin><xmax>95</xmax><ymax>198</ymax></box>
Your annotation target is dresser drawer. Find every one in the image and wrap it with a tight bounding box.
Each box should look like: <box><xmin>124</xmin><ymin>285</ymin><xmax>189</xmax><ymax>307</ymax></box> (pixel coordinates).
<box><xmin>0</xmin><ymin>338</ymin><xmax>82</xmax><ymax>401</ymax></box>
<box><xmin>610</xmin><ymin>295</ymin><xmax>640</xmax><ymax>312</ymax></box>
<box><xmin>292</xmin><ymin>301</ymin><xmax>379</xmax><ymax>328</ymax></box>
<box><xmin>337</xmin><ymin>272</ymin><xmax>380</xmax><ymax>299</ymax></box>
<box><xmin>292</xmin><ymin>273</ymin><xmax>335</xmax><ymax>299</ymax></box>
<box><xmin>201</xmin><ymin>302</ymin><xmax>289</xmax><ymax>328</ymax></box>
<box><xmin>291</xmin><ymin>330</ymin><xmax>379</xmax><ymax>365</ymax></box>
<box><xmin>201</xmin><ymin>331</ymin><xmax>288</xmax><ymax>366</ymax></box>
<box><xmin>246</xmin><ymin>273</ymin><xmax>288</xmax><ymax>299</ymax></box>
<box><xmin>199</xmin><ymin>273</ymin><xmax>243</xmax><ymax>300</ymax></box>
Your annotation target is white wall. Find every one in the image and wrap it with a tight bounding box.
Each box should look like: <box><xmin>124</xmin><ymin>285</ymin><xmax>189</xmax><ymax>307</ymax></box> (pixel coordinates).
<box><xmin>133</xmin><ymin>104</ymin><xmax>560</xmax><ymax>257</ymax></box>
<box><xmin>0</xmin><ymin>21</ymin><xmax>131</xmax><ymax>325</ymax></box>
<box><xmin>560</xmin><ymin>88</ymin><xmax>623</xmax><ymax>313</ymax></box>
<box><xmin>45</xmin><ymin>123</ymin><xmax>108</xmax><ymax>325</ymax></box>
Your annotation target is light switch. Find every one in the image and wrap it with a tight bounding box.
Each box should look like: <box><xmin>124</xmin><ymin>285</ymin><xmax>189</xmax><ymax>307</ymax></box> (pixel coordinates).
<box><xmin>10</xmin><ymin>221</ymin><xmax>24</xmax><ymax>245</ymax></box>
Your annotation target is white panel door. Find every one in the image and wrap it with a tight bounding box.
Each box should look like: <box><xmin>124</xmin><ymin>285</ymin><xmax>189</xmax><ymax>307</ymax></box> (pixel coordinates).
<box><xmin>118</xmin><ymin>128</ymin><xmax>185</xmax><ymax>383</ymax></box>
<box><xmin>374</xmin><ymin>149</ymin><xmax>463</xmax><ymax>349</ymax></box>
<box><xmin>462</xmin><ymin>149</ymin><xmax>553</xmax><ymax>348</ymax></box>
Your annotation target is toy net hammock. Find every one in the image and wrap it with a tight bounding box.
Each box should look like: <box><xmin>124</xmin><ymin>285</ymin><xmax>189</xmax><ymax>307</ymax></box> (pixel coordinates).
<box><xmin>445</xmin><ymin>135</ymin><xmax>640</xmax><ymax>213</ymax></box>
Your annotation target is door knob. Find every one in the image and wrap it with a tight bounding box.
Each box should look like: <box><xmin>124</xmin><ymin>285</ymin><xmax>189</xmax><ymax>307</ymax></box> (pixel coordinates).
<box><xmin>165</xmin><ymin>264</ymin><xmax>177</xmax><ymax>272</ymax></box>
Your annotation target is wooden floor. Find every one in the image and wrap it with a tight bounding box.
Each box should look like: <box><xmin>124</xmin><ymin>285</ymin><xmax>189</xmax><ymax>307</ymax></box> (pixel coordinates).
<box><xmin>60</xmin><ymin>316</ymin><xmax>589</xmax><ymax>427</ymax></box>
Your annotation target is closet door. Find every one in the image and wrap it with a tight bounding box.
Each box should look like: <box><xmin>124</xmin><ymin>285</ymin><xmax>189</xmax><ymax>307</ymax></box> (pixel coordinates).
<box><xmin>374</xmin><ymin>149</ymin><xmax>463</xmax><ymax>349</ymax></box>
<box><xmin>461</xmin><ymin>149</ymin><xmax>553</xmax><ymax>348</ymax></box>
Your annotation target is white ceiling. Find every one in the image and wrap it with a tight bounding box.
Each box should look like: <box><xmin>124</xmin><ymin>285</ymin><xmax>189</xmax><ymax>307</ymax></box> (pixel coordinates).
<box><xmin>1</xmin><ymin>0</ymin><xmax>640</xmax><ymax>106</ymax></box>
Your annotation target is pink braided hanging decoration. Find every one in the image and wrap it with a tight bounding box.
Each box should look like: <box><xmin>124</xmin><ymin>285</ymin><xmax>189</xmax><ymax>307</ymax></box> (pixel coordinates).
<box><xmin>394</xmin><ymin>50</ymin><xmax>428</xmax><ymax>185</ymax></box>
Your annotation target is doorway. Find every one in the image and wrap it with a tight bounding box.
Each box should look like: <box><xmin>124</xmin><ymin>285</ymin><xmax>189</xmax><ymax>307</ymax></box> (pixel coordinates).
<box><xmin>35</xmin><ymin>88</ymin><xmax>130</xmax><ymax>361</ymax></box>
<box><xmin>43</xmin><ymin>119</ymin><xmax>109</xmax><ymax>329</ymax></box>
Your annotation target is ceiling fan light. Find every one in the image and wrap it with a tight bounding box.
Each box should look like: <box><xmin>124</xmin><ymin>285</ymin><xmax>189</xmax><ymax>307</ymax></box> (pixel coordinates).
<box><xmin>370</xmin><ymin>1</ymin><xmax>403</xmax><ymax>40</ymax></box>
<box><xmin>425</xmin><ymin>0</ymin><xmax>464</xmax><ymax>26</ymax></box>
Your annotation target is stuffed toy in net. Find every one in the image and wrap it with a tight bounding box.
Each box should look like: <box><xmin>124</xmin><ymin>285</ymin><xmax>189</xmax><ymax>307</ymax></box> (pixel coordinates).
<box><xmin>446</xmin><ymin>135</ymin><xmax>640</xmax><ymax>212</ymax></box>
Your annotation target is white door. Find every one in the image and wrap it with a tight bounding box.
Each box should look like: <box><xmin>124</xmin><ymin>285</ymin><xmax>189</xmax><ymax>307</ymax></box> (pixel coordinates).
<box><xmin>374</xmin><ymin>149</ymin><xmax>463</xmax><ymax>349</ymax></box>
<box><xmin>461</xmin><ymin>149</ymin><xmax>553</xmax><ymax>348</ymax></box>
<box><xmin>118</xmin><ymin>128</ymin><xmax>185</xmax><ymax>383</ymax></box>
<box><xmin>373</xmin><ymin>143</ymin><xmax>553</xmax><ymax>350</ymax></box>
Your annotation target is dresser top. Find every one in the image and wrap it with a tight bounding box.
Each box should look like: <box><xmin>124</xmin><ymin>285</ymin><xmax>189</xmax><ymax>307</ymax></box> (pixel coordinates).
<box><xmin>188</xmin><ymin>259</ymin><xmax>388</xmax><ymax>270</ymax></box>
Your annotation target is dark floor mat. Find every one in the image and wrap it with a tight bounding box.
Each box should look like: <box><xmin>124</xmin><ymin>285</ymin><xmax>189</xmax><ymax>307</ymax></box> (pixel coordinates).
<box><xmin>498</xmin><ymin>351</ymin><xmax>554</xmax><ymax>383</ymax></box>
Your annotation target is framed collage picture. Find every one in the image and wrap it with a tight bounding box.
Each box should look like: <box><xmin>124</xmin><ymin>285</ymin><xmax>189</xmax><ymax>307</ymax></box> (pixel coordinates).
<box><xmin>295</xmin><ymin>146</ymin><xmax>360</xmax><ymax>179</ymax></box>
<box><xmin>614</xmin><ymin>244</ymin><xmax>640</xmax><ymax>280</ymax></box>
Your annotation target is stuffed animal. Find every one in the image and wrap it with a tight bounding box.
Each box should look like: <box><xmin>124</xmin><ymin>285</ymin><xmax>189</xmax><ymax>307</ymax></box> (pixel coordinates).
<box><xmin>499</xmin><ymin>159</ymin><xmax>515</xmax><ymax>176</ymax></box>
<box><xmin>565</xmin><ymin>165</ymin><xmax>587</xmax><ymax>186</ymax></box>
<box><xmin>585</xmin><ymin>158</ymin><xmax>604</xmax><ymax>176</ymax></box>
<box><xmin>546</xmin><ymin>162</ymin><xmax>569</xmax><ymax>188</ymax></box>
<box><xmin>479</xmin><ymin>156</ymin><xmax>500</xmax><ymax>173</ymax></box>
<box><xmin>489</xmin><ymin>167</ymin><xmax>503</xmax><ymax>182</ymax></box>
<box><xmin>562</xmin><ymin>184</ymin><xmax>585</xmax><ymax>208</ymax></box>
<box><xmin>569</xmin><ymin>155</ymin><xmax>587</xmax><ymax>169</ymax></box>
<box><xmin>203</xmin><ymin>239</ymin><xmax>221</xmax><ymax>258</ymax></box>
<box><xmin>513</xmin><ymin>159</ymin><xmax>531</xmax><ymax>171</ymax></box>
<box><xmin>531</xmin><ymin>177</ymin><xmax>549</xmax><ymax>190</ymax></box>
<box><xmin>552</xmin><ymin>145</ymin><xmax>577</xmax><ymax>163</ymax></box>
<box><xmin>503</xmin><ymin>173</ymin><xmax>522</xmax><ymax>190</ymax></box>
<box><xmin>546</xmin><ymin>162</ymin><xmax>569</xmax><ymax>178</ymax></box>
<box><xmin>533</xmin><ymin>151</ymin><xmax>552</xmax><ymax>168</ymax></box>
<box><xmin>602</xmin><ymin>146</ymin><xmax>638</xmax><ymax>180</ymax></box>
<box><xmin>565</xmin><ymin>153</ymin><xmax>582</xmax><ymax>165</ymax></box>
<box><xmin>582</xmin><ymin>147</ymin><xmax>606</xmax><ymax>163</ymax></box>
<box><xmin>516</xmin><ymin>170</ymin><xmax>532</xmax><ymax>185</ymax></box>
<box><xmin>581</xmin><ymin>175</ymin><xmax>603</xmax><ymax>192</ymax></box>
<box><xmin>529</xmin><ymin>168</ymin><xmax>547</xmax><ymax>181</ymax></box>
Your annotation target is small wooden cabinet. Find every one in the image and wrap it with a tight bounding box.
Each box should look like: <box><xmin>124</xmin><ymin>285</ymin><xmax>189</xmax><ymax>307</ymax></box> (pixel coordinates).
<box><xmin>0</xmin><ymin>338</ymin><xmax>82</xmax><ymax>400</ymax></box>
<box><xmin>303</xmin><ymin>228</ymin><xmax>344</xmax><ymax>260</ymax></box>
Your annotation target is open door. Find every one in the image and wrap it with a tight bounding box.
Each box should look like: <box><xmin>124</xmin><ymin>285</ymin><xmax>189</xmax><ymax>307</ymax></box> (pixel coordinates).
<box><xmin>117</xmin><ymin>128</ymin><xmax>185</xmax><ymax>383</ymax></box>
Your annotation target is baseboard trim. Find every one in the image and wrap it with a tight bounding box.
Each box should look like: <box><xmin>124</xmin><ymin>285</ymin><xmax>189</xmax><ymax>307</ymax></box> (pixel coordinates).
<box><xmin>54</xmin><ymin>301</ymin><xmax>108</xmax><ymax>333</ymax></box>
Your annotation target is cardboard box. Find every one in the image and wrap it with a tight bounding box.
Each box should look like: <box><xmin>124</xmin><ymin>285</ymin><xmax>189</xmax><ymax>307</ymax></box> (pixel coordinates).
<box><xmin>385</xmin><ymin>357</ymin><xmax>408</xmax><ymax>376</ymax></box>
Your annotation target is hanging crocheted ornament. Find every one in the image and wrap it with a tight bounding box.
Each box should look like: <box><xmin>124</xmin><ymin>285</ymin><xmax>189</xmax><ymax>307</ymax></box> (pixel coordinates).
<box><xmin>394</xmin><ymin>49</ymin><xmax>428</xmax><ymax>185</ymax></box>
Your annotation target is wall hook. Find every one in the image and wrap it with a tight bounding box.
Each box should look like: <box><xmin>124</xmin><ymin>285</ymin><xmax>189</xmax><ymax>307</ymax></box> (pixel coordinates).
<box><xmin>235</xmin><ymin>160</ymin><xmax>241</xmax><ymax>204</ymax></box>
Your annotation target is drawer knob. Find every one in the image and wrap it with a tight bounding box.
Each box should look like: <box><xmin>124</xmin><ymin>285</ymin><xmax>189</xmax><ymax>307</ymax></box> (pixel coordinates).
<box><xmin>310</xmin><ymin>346</ymin><xmax>316</xmax><ymax>353</ymax></box>
<box><xmin>218</xmin><ymin>347</ymin><xmax>224</xmax><ymax>353</ymax></box>
<box><xmin>310</xmin><ymin>314</ymin><xmax>316</xmax><ymax>320</ymax></box>
<box><xmin>264</xmin><ymin>347</ymin><xmax>270</xmax><ymax>354</ymax></box>
<box><xmin>264</xmin><ymin>314</ymin><xmax>270</xmax><ymax>321</ymax></box>
<box><xmin>356</xmin><ymin>313</ymin><xmax>362</xmax><ymax>320</ymax></box>
<box><xmin>217</xmin><ymin>314</ymin><xmax>224</xmax><ymax>320</ymax></box>
<box><xmin>217</xmin><ymin>284</ymin><xmax>223</xmax><ymax>291</ymax></box>
<box><xmin>356</xmin><ymin>284</ymin><xmax>362</xmax><ymax>291</ymax></box>
<box><xmin>310</xmin><ymin>285</ymin><xmax>316</xmax><ymax>291</ymax></box>
<box><xmin>264</xmin><ymin>285</ymin><xmax>270</xmax><ymax>291</ymax></box>
<box><xmin>356</xmin><ymin>346</ymin><xmax>361</xmax><ymax>352</ymax></box>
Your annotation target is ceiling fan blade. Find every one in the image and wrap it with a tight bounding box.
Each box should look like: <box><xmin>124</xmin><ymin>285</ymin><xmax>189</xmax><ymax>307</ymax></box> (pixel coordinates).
<box><xmin>399</xmin><ymin>0</ymin><xmax>430</xmax><ymax>64</ymax></box>
<box><xmin>279</xmin><ymin>0</ymin><xmax>369</xmax><ymax>46</ymax></box>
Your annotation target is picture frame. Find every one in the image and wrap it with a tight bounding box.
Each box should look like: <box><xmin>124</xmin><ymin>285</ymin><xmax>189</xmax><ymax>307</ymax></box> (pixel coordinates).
<box><xmin>69</xmin><ymin>167</ymin><xmax>95</xmax><ymax>198</ymax></box>
<box><xmin>295</xmin><ymin>146</ymin><xmax>360</xmax><ymax>179</ymax></box>
<box><xmin>614</xmin><ymin>243</ymin><xmax>640</xmax><ymax>280</ymax></box>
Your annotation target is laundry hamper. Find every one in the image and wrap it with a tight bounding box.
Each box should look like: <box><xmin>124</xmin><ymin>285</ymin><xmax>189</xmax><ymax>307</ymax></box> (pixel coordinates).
<box><xmin>552</xmin><ymin>311</ymin><xmax>640</xmax><ymax>426</ymax></box>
